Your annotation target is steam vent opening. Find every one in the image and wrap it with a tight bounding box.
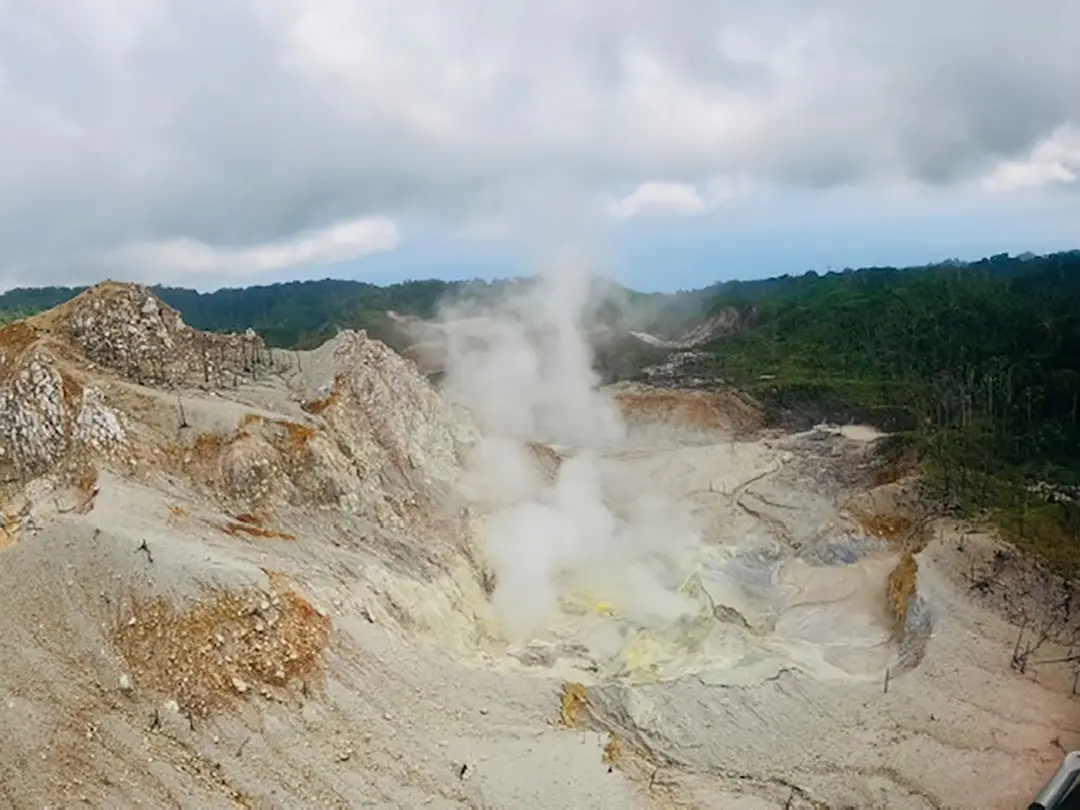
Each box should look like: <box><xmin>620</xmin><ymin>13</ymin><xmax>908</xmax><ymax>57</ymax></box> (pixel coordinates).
<box><xmin>453</xmin><ymin>404</ymin><xmax>932</xmax><ymax>689</ymax></box>
<box><xmin>402</xmin><ymin>278</ymin><xmax>935</xmax><ymax>691</ymax></box>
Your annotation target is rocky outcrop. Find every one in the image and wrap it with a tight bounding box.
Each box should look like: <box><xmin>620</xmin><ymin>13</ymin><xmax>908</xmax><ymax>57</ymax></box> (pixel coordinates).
<box><xmin>55</xmin><ymin>282</ymin><xmax>269</xmax><ymax>387</ymax></box>
<box><xmin>0</xmin><ymin>281</ymin><xmax>277</xmax><ymax>482</ymax></box>
<box><xmin>675</xmin><ymin>305</ymin><xmax>756</xmax><ymax>347</ymax></box>
<box><xmin>161</xmin><ymin>329</ymin><xmax>478</xmax><ymax>538</ymax></box>
<box><xmin>0</xmin><ymin>324</ymin><xmax>126</xmax><ymax>480</ymax></box>
<box><xmin>0</xmin><ymin>283</ymin><xmax>480</xmax><ymax>543</ymax></box>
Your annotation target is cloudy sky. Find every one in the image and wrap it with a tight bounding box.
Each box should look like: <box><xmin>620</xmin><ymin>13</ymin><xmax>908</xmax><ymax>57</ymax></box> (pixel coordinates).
<box><xmin>1</xmin><ymin>0</ymin><xmax>1078</xmax><ymax>292</ymax></box>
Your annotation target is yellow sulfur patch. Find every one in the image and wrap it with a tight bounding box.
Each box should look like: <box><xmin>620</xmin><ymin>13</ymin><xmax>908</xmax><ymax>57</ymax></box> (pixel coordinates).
<box><xmin>559</xmin><ymin>682</ymin><xmax>588</xmax><ymax>727</ymax></box>
<box><xmin>621</xmin><ymin>634</ymin><xmax>665</xmax><ymax>681</ymax></box>
<box><xmin>602</xmin><ymin>733</ymin><xmax>622</xmax><ymax>766</ymax></box>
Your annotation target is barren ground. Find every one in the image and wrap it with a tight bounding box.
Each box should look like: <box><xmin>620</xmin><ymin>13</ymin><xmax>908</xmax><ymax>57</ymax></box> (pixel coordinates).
<box><xmin>1</xmin><ymin>286</ymin><xmax>1077</xmax><ymax>809</ymax></box>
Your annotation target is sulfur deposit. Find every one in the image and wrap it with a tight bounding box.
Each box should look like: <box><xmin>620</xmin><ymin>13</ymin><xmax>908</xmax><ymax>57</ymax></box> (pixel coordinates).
<box><xmin>0</xmin><ymin>282</ymin><xmax>1074</xmax><ymax>810</ymax></box>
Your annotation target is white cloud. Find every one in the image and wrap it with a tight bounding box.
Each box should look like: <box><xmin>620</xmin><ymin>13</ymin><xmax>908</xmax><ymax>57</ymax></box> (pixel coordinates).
<box><xmin>0</xmin><ymin>0</ymin><xmax>1077</xmax><ymax>283</ymax></box>
<box><xmin>96</xmin><ymin>217</ymin><xmax>398</xmax><ymax>282</ymax></box>
<box><xmin>609</xmin><ymin>176</ymin><xmax>754</xmax><ymax>219</ymax></box>
<box><xmin>609</xmin><ymin>183</ymin><xmax>708</xmax><ymax>219</ymax></box>
<box><xmin>981</xmin><ymin>124</ymin><xmax>1080</xmax><ymax>193</ymax></box>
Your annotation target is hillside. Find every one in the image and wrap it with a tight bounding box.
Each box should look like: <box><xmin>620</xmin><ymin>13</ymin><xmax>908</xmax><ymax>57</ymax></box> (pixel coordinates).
<box><xmin>6</xmin><ymin>251</ymin><xmax>1076</xmax><ymax>573</ymax></box>
<box><xmin>1</xmin><ymin>281</ymin><xmax>1076</xmax><ymax>808</ymax></box>
<box><xmin>4</xmin><ymin>252</ymin><xmax>1078</xmax><ymax>567</ymax></box>
<box><xmin>669</xmin><ymin>251</ymin><xmax>1080</xmax><ymax>574</ymax></box>
<box><xmin>0</xmin><ymin>279</ymin><xmax>459</xmax><ymax>349</ymax></box>
<box><xmin>0</xmin><ymin>275</ymin><xmax>688</xmax><ymax>350</ymax></box>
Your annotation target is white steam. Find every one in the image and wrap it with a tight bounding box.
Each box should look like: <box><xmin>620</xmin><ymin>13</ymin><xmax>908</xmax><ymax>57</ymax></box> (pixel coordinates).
<box><xmin>441</xmin><ymin>255</ymin><xmax>700</xmax><ymax>641</ymax></box>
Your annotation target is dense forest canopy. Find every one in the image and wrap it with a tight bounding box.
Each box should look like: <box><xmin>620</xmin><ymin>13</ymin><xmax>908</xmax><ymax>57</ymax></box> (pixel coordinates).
<box><xmin>2</xmin><ymin>250</ymin><xmax>1079</xmax><ymax>569</ymax></box>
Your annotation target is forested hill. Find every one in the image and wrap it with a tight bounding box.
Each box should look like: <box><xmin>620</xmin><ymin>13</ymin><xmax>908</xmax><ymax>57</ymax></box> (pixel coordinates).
<box><xmin>679</xmin><ymin>250</ymin><xmax>1080</xmax><ymax>572</ymax></box>
<box><xmin>0</xmin><ymin>278</ymin><xmax>460</xmax><ymax>348</ymax></box>
<box><xmin>0</xmin><ymin>275</ymin><xmax>679</xmax><ymax>348</ymax></box>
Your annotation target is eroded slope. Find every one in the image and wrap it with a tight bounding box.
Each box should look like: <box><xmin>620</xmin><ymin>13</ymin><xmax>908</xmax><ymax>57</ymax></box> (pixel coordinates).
<box><xmin>0</xmin><ymin>284</ymin><xmax>1076</xmax><ymax>810</ymax></box>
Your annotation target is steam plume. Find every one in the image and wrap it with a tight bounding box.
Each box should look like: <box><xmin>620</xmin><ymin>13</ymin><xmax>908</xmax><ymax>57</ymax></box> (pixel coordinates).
<box><xmin>442</xmin><ymin>250</ymin><xmax>699</xmax><ymax>641</ymax></box>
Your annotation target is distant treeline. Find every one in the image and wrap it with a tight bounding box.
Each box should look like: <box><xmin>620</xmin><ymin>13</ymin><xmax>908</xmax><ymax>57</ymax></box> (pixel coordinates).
<box><xmin>0</xmin><ymin>278</ymin><xmax>459</xmax><ymax>348</ymax></box>
<box><xmin>0</xmin><ymin>274</ymin><xmax>676</xmax><ymax>348</ymax></box>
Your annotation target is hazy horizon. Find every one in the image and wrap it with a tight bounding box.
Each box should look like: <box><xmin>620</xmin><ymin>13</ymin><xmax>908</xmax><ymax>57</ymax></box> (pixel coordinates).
<box><xmin>1</xmin><ymin>2</ymin><xmax>1077</xmax><ymax>293</ymax></box>
<box><xmin>1</xmin><ymin>241</ymin><xmax>1074</xmax><ymax>298</ymax></box>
